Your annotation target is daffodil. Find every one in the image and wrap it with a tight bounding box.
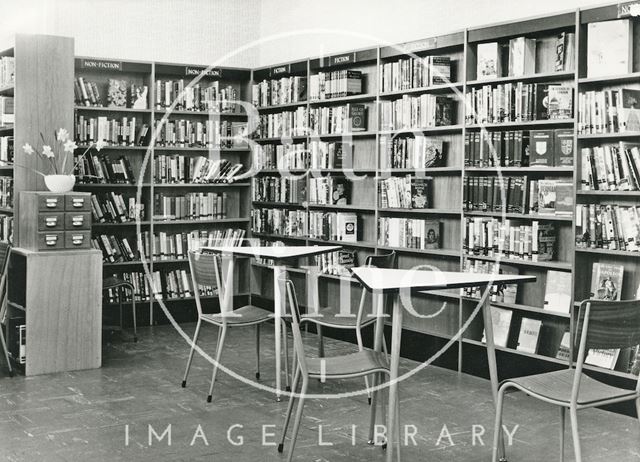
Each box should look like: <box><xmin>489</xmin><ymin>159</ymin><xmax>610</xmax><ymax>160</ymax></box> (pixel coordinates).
<box><xmin>42</xmin><ymin>146</ymin><xmax>54</xmax><ymax>158</ymax></box>
<box><xmin>95</xmin><ymin>140</ymin><xmax>106</xmax><ymax>152</ymax></box>
<box><xmin>56</xmin><ymin>128</ymin><xmax>69</xmax><ymax>142</ymax></box>
<box><xmin>22</xmin><ymin>143</ymin><xmax>34</xmax><ymax>155</ymax></box>
<box><xmin>63</xmin><ymin>140</ymin><xmax>77</xmax><ymax>153</ymax></box>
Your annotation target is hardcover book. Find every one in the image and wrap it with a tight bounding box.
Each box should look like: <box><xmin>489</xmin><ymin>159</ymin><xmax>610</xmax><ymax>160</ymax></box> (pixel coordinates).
<box><xmin>556</xmin><ymin>331</ymin><xmax>572</xmax><ymax>361</ymax></box>
<box><xmin>107</xmin><ymin>79</ymin><xmax>128</xmax><ymax>108</ymax></box>
<box><xmin>410</xmin><ymin>178</ymin><xmax>431</xmax><ymax>209</ymax></box>
<box><xmin>331</xmin><ymin>178</ymin><xmax>351</xmax><ymax>205</ymax></box>
<box><xmin>348</xmin><ymin>104</ymin><xmax>367</xmax><ymax>132</ymax></box>
<box><xmin>585</xmin><ymin>348</ymin><xmax>620</xmax><ymax>370</ymax></box>
<box><xmin>517</xmin><ymin>318</ymin><xmax>542</xmax><ymax>354</ymax></box>
<box><xmin>590</xmin><ymin>262</ymin><xmax>624</xmax><ymax>301</ymax></box>
<box><xmin>424</xmin><ymin>220</ymin><xmax>441</xmax><ymax>249</ymax></box>
<box><xmin>554</xmin><ymin>129</ymin><xmax>574</xmax><ymax>167</ymax></box>
<box><xmin>537</xmin><ymin>179</ymin><xmax>557</xmax><ymax>215</ymax></box>
<box><xmin>554</xmin><ymin>182</ymin><xmax>574</xmax><ymax>216</ymax></box>
<box><xmin>619</xmin><ymin>89</ymin><xmax>640</xmax><ymax>133</ymax></box>
<box><xmin>587</xmin><ymin>19</ymin><xmax>633</xmax><ymax>78</ymax></box>
<box><xmin>547</xmin><ymin>86</ymin><xmax>573</xmax><ymax>119</ymax></box>
<box><xmin>508</xmin><ymin>37</ymin><xmax>536</xmax><ymax>77</ymax></box>
<box><xmin>477</xmin><ymin>42</ymin><xmax>500</xmax><ymax>80</ymax></box>
<box><xmin>530</xmin><ymin>130</ymin><xmax>554</xmax><ymax>166</ymax></box>
<box><xmin>482</xmin><ymin>306</ymin><xmax>512</xmax><ymax>348</ymax></box>
<box><xmin>337</xmin><ymin>213</ymin><xmax>358</xmax><ymax>242</ymax></box>
<box><xmin>543</xmin><ymin>270</ymin><xmax>572</xmax><ymax>314</ymax></box>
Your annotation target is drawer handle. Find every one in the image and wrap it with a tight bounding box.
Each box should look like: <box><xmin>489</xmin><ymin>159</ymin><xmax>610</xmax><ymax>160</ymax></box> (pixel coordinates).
<box><xmin>71</xmin><ymin>198</ymin><xmax>85</xmax><ymax>208</ymax></box>
<box><xmin>71</xmin><ymin>216</ymin><xmax>84</xmax><ymax>227</ymax></box>
<box><xmin>45</xmin><ymin>217</ymin><xmax>58</xmax><ymax>227</ymax></box>
<box><xmin>45</xmin><ymin>235</ymin><xmax>58</xmax><ymax>246</ymax></box>
<box><xmin>71</xmin><ymin>235</ymin><xmax>84</xmax><ymax>245</ymax></box>
<box><xmin>45</xmin><ymin>198</ymin><xmax>59</xmax><ymax>208</ymax></box>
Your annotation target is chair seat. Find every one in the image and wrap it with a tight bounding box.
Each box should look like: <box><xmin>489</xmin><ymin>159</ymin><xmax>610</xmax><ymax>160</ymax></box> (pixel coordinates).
<box><xmin>202</xmin><ymin>305</ymin><xmax>272</xmax><ymax>326</ymax></box>
<box><xmin>103</xmin><ymin>276</ymin><xmax>133</xmax><ymax>291</ymax></box>
<box><xmin>503</xmin><ymin>369</ymin><xmax>639</xmax><ymax>406</ymax></box>
<box><xmin>301</xmin><ymin>306</ymin><xmax>377</xmax><ymax>328</ymax></box>
<box><xmin>307</xmin><ymin>350</ymin><xmax>389</xmax><ymax>379</ymax></box>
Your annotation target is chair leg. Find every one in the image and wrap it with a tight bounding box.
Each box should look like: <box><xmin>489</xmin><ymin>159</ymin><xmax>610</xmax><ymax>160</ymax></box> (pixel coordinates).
<box><xmin>636</xmin><ymin>398</ymin><xmax>640</xmax><ymax>426</ymax></box>
<box><xmin>559</xmin><ymin>407</ymin><xmax>566</xmax><ymax>462</ymax></box>
<box><xmin>317</xmin><ymin>325</ymin><xmax>324</xmax><ymax>358</ymax></box>
<box><xmin>355</xmin><ymin>327</ymin><xmax>372</xmax><ymax>404</ymax></box>
<box><xmin>118</xmin><ymin>286</ymin><xmax>124</xmax><ymax>331</ymax></box>
<box><xmin>181</xmin><ymin>320</ymin><xmax>202</xmax><ymax>387</ymax></box>
<box><xmin>569</xmin><ymin>406</ymin><xmax>582</xmax><ymax>462</ymax></box>
<box><xmin>394</xmin><ymin>391</ymin><xmax>401</xmax><ymax>461</ymax></box>
<box><xmin>131</xmin><ymin>293</ymin><xmax>137</xmax><ymax>343</ymax></box>
<box><xmin>255</xmin><ymin>324</ymin><xmax>260</xmax><ymax>380</ymax></box>
<box><xmin>367</xmin><ymin>372</ymin><xmax>379</xmax><ymax>444</ymax></box>
<box><xmin>207</xmin><ymin>325</ymin><xmax>227</xmax><ymax>403</ymax></box>
<box><xmin>0</xmin><ymin>323</ymin><xmax>12</xmax><ymax>375</ymax></box>
<box><xmin>278</xmin><ymin>366</ymin><xmax>301</xmax><ymax>453</ymax></box>
<box><xmin>382</xmin><ymin>332</ymin><xmax>388</xmax><ymax>357</ymax></box>
<box><xmin>286</xmin><ymin>378</ymin><xmax>309</xmax><ymax>462</ymax></box>
<box><xmin>282</xmin><ymin>320</ymin><xmax>290</xmax><ymax>392</ymax></box>
<box><xmin>491</xmin><ymin>385</ymin><xmax>508</xmax><ymax>462</ymax></box>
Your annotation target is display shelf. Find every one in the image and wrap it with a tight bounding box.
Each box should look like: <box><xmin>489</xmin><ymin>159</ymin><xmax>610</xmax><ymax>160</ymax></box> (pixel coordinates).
<box><xmin>74</xmin><ymin>106</ymin><xmax>152</xmax><ymax>114</ymax></box>
<box><xmin>464</xmin><ymin>254</ymin><xmax>573</xmax><ymax>271</ymax></box>
<box><xmin>0</xmin><ymin>85</ymin><xmax>14</xmax><ymax>96</ymax></box>
<box><xmin>378</xmin><ymin>82</ymin><xmax>464</xmax><ymax>98</ymax></box>
<box><xmin>379</xmin><ymin>125</ymin><xmax>463</xmax><ymax>136</ymax></box>
<box><xmin>577</xmin><ymin>132</ymin><xmax>640</xmax><ymax>140</ymax></box>
<box><xmin>378</xmin><ymin>245</ymin><xmax>461</xmax><ymax>258</ymax></box>
<box><xmin>462</xmin><ymin>338</ymin><xmax>568</xmax><ymax>366</ymax></box>
<box><xmin>466</xmin><ymin>70</ymin><xmax>575</xmax><ymax>86</ymax></box>
<box><xmin>378</xmin><ymin>208</ymin><xmax>460</xmax><ymax>216</ymax></box>
<box><xmin>578</xmin><ymin>71</ymin><xmax>640</xmax><ymax>85</ymax></box>
<box><xmin>308</xmin><ymin>94</ymin><xmax>376</xmax><ymax>105</ymax></box>
<box><xmin>256</xmin><ymin>101</ymin><xmax>308</xmax><ymax>111</ymax></box>
<box><xmin>465</xmin><ymin>119</ymin><xmax>575</xmax><ymax>129</ymax></box>
<box><xmin>575</xmin><ymin>248</ymin><xmax>640</xmax><ymax>258</ymax></box>
<box><xmin>576</xmin><ymin>190</ymin><xmax>640</xmax><ymax>197</ymax></box>
<box><xmin>464</xmin><ymin>166</ymin><xmax>574</xmax><ymax>174</ymax></box>
<box><xmin>464</xmin><ymin>211</ymin><xmax>573</xmax><ymax>222</ymax></box>
<box><xmin>307</xmin><ymin>203</ymin><xmax>376</xmax><ymax>212</ymax></box>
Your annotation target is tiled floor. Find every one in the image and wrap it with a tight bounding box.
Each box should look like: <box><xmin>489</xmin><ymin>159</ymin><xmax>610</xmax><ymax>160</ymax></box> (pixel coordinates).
<box><xmin>0</xmin><ymin>323</ymin><xmax>638</xmax><ymax>461</ymax></box>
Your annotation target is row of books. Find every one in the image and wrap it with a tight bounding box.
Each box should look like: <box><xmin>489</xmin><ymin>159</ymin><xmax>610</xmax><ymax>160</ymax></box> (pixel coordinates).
<box><xmin>0</xmin><ymin>97</ymin><xmax>14</xmax><ymax>126</ymax></box>
<box><xmin>103</xmin><ymin>269</ymin><xmax>206</xmax><ymax>302</ymax></box>
<box><xmin>90</xmin><ymin>192</ymin><xmax>145</xmax><ymax>224</ymax></box>
<box><xmin>74</xmin><ymin>115</ymin><xmax>148</xmax><ymax>146</ymax></box>
<box><xmin>0</xmin><ymin>215</ymin><xmax>11</xmax><ymax>243</ymax></box>
<box><xmin>308</xmin><ymin>70</ymin><xmax>363</xmax><ymax>101</ymax></box>
<box><xmin>153</xmin><ymin>119</ymin><xmax>247</xmax><ymax>148</ymax></box>
<box><xmin>254</xmin><ymin>108</ymin><xmax>308</xmax><ymax>139</ymax></box>
<box><xmin>464</xmin><ymin>176</ymin><xmax>573</xmax><ymax>216</ymax></box>
<box><xmin>252</xmin><ymin>176</ymin><xmax>306</xmax><ymax>203</ymax></box>
<box><xmin>380</xmin><ymin>95</ymin><xmax>453</xmax><ymax>131</ymax></box>
<box><xmin>309</xmin><ymin>177</ymin><xmax>350</xmax><ymax>205</ymax></box>
<box><xmin>378</xmin><ymin>217</ymin><xmax>440</xmax><ymax>250</ymax></box>
<box><xmin>577</xmin><ymin>88</ymin><xmax>640</xmax><ymax>135</ymax></box>
<box><xmin>575</xmin><ymin>204</ymin><xmax>640</xmax><ymax>252</ymax></box>
<box><xmin>379</xmin><ymin>56</ymin><xmax>451</xmax><ymax>93</ymax></box>
<box><xmin>464</xmin><ymin>217</ymin><xmax>556</xmax><ymax>261</ymax></box>
<box><xmin>74</xmin><ymin>77</ymin><xmax>148</xmax><ymax>109</ymax></box>
<box><xmin>152</xmin><ymin>192</ymin><xmax>227</xmax><ymax>221</ymax></box>
<box><xmin>580</xmin><ymin>143</ymin><xmax>640</xmax><ymax>191</ymax></box>
<box><xmin>75</xmin><ymin>153</ymin><xmax>136</xmax><ymax>184</ymax></box>
<box><xmin>0</xmin><ymin>57</ymin><xmax>14</xmax><ymax>87</ymax></box>
<box><xmin>481</xmin><ymin>306</ymin><xmax>546</xmax><ymax>355</ymax></box>
<box><xmin>252</xmin><ymin>77</ymin><xmax>306</xmax><ymax>108</ymax></box>
<box><xmin>461</xmin><ymin>260</ymin><xmax>519</xmax><ymax>303</ymax></box>
<box><xmin>379</xmin><ymin>137</ymin><xmax>445</xmax><ymax>170</ymax></box>
<box><xmin>378</xmin><ymin>175</ymin><xmax>433</xmax><ymax>209</ymax></box>
<box><xmin>0</xmin><ymin>136</ymin><xmax>13</xmax><ymax>165</ymax></box>
<box><xmin>93</xmin><ymin>233</ymin><xmax>140</xmax><ymax>263</ymax></box>
<box><xmin>251</xmin><ymin>208</ymin><xmax>308</xmax><ymax>237</ymax></box>
<box><xmin>314</xmin><ymin>249</ymin><xmax>357</xmax><ymax>276</ymax></box>
<box><xmin>150</xmin><ymin>228</ymin><xmax>245</xmax><ymax>260</ymax></box>
<box><xmin>155</xmin><ymin>80</ymin><xmax>238</xmax><ymax>112</ymax></box>
<box><xmin>309</xmin><ymin>104</ymin><xmax>367</xmax><ymax>134</ymax></box>
<box><xmin>154</xmin><ymin>156</ymin><xmax>244</xmax><ymax>184</ymax></box>
<box><xmin>465</xmin><ymin>83</ymin><xmax>573</xmax><ymax>125</ymax></box>
<box><xmin>309</xmin><ymin>141</ymin><xmax>351</xmax><ymax>169</ymax></box>
<box><xmin>0</xmin><ymin>177</ymin><xmax>13</xmax><ymax>208</ymax></box>
<box><xmin>309</xmin><ymin>211</ymin><xmax>358</xmax><ymax>242</ymax></box>
<box><xmin>253</xmin><ymin>143</ymin><xmax>309</xmax><ymax>170</ymax></box>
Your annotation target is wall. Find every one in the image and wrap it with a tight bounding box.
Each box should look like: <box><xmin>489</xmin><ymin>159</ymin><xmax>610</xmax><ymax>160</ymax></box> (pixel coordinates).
<box><xmin>0</xmin><ymin>0</ymin><xmax>261</xmax><ymax>67</ymax></box>
<box><xmin>257</xmin><ymin>0</ymin><xmax>607</xmax><ymax>66</ymax></box>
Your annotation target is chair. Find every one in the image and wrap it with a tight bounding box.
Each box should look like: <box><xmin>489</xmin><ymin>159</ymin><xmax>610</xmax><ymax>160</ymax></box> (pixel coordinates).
<box><xmin>278</xmin><ymin>277</ymin><xmax>392</xmax><ymax>462</ymax></box>
<box><xmin>492</xmin><ymin>299</ymin><xmax>640</xmax><ymax>462</ymax></box>
<box><xmin>182</xmin><ymin>250</ymin><xmax>290</xmax><ymax>402</ymax></box>
<box><xmin>0</xmin><ymin>242</ymin><xmax>12</xmax><ymax>375</ymax></box>
<box><xmin>301</xmin><ymin>251</ymin><xmax>395</xmax><ymax>403</ymax></box>
<box><xmin>102</xmin><ymin>276</ymin><xmax>138</xmax><ymax>342</ymax></box>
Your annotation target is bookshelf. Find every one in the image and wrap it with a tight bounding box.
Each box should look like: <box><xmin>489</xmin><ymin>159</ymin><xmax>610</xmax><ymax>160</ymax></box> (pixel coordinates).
<box><xmin>74</xmin><ymin>57</ymin><xmax>253</xmax><ymax>324</ymax></box>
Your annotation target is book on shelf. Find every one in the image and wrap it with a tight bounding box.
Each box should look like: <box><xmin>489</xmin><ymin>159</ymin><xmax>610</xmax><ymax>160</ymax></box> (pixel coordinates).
<box><xmin>253</xmin><ymin>143</ymin><xmax>309</xmax><ymax>170</ymax></box>
<box><xmin>0</xmin><ymin>176</ymin><xmax>12</xmax><ymax>208</ymax></box>
<box><xmin>508</xmin><ymin>37</ymin><xmax>536</xmax><ymax>77</ymax></box>
<box><xmin>156</xmin><ymin>79</ymin><xmax>237</xmax><ymax>112</ymax></box>
<box><xmin>309</xmin><ymin>176</ymin><xmax>351</xmax><ymax>205</ymax></box>
<box><xmin>378</xmin><ymin>217</ymin><xmax>440</xmax><ymax>250</ymax></box>
<box><xmin>580</xmin><ymin>142</ymin><xmax>640</xmax><ymax>191</ymax></box>
<box><xmin>308</xmin><ymin>211</ymin><xmax>358</xmax><ymax>242</ymax></box>
<box><xmin>0</xmin><ymin>96</ymin><xmax>14</xmax><ymax>125</ymax></box>
<box><xmin>629</xmin><ymin>345</ymin><xmax>640</xmax><ymax>376</ymax></box>
<box><xmin>380</xmin><ymin>55</ymin><xmax>452</xmax><ymax>93</ymax></box>
<box><xmin>251</xmin><ymin>208</ymin><xmax>308</xmax><ymax>237</ymax></box>
<box><xmin>575</xmin><ymin>204</ymin><xmax>640</xmax><ymax>252</ymax></box>
<box><xmin>380</xmin><ymin>95</ymin><xmax>453</xmax><ymax>130</ymax></box>
<box><xmin>461</xmin><ymin>259</ymin><xmax>519</xmax><ymax>303</ymax></box>
<box><xmin>476</xmin><ymin>42</ymin><xmax>501</xmax><ymax>80</ymax></box>
<box><xmin>555</xmin><ymin>32</ymin><xmax>575</xmax><ymax>72</ymax></box>
<box><xmin>381</xmin><ymin>136</ymin><xmax>445</xmax><ymax>170</ymax></box>
<box><xmin>481</xmin><ymin>306</ymin><xmax>512</xmax><ymax>348</ymax></box>
<box><xmin>255</xmin><ymin>108</ymin><xmax>308</xmax><ymax>138</ymax></box>
<box><xmin>587</xmin><ymin>19</ymin><xmax>633</xmax><ymax>78</ymax></box>
<box><xmin>585</xmin><ymin>348</ymin><xmax>620</xmax><ymax>370</ymax></box>
<box><xmin>74</xmin><ymin>114</ymin><xmax>149</xmax><ymax>146</ymax></box>
<box><xmin>315</xmin><ymin>249</ymin><xmax>357</xmax><ymax>276</ymax></box>
<box><xmin>464</xmin><ymin>217</ymin><xmax>556</xmax><ymax>262</ymax></box>
<box><xmin>590</xmin><ymin>262</ymin><xmax>624</xmax><ymax>301</ymax></box>
<box><xmin>92</xmin><ymin>233</ymin><xmax>139</xmax><ymax>263</ymax></box>
<box><xmin>309</xmin><ymin>70</ymin><xmax>363</xmax><ymax>100</ymax></box>
<box><xmin>252</xmin><ymin>76</ymin><xmax>306</xmax><ymax>108</ymax></box>
<box><xmin>154</xmin><ymin>156</ymin><xmax>244</xmax><ymax>184</ymax></box>
<box><xmin>309</xmin><ymin>141</ymin><xmax>352</xmax><ymax>169</ymax></box>
<box><xmin>154</xmin><ymin>118</ymin><xmax>246</xmax><ymax>148</ymax></box>
<box><xmin>89</xmin><ymin>192</ymin><xmax>144</xmax><ymax>224</ymax></box>
<box><xmin>107</xmin><ymin>79</ymin><xmax>127</xmax><ymax>108</ymax></box>
<box><xmin>537</xmin><ymin>179</ymin><xmax>573</xmax><ymax>217</ymax></box>
<box><xmin>464</xmin><ymin>130</ymin><xmax>530</xmax><ymax>167</ymax></box>
<box><xmin>148</xmin><ymin>228</ymin><xmax>245</xmax><ymax>261</ymax></box>
<box><xmin>556</xmin><ymin>331</ymin><xmax>572</xmax><ymax>361</ymax></box>
<box><xmin>0</xmin><ymin>136</ymin><xmax>13</xmax><ymax>165</ymax></box>
<box><xmin>0</xmin><ymin>57</ymin><xmax>15</xmax><ymax>87</ymax></box>
<box><xmin>516</xmin><ymin>318</ymin><xmax>542</xmax><ymax>354</ymax></box>
<box><xmin>543</xmin><ymin>270</ymin><xmax>572</xmax><ymax>314</ymax></box>
<box><xmin>578</xmin><ymin>88</ymin><xmax>640</xmax><ymax>135</ymax></box>
<box><xmin>74</xmin><ymin>153</ymin><xmax>136</xmax><ymax>184</ymax></box>
<box><xmin>309</xmin><ymin>103</ymin><xmax>367</xmax><ymax>135</ymax></box>
<box><xmin>378</xmin><ymin>175</ymin><xmax>433</xmax><ymax>209</ymax></box>
<box><xmin>0</xmin><ymin>215</ymin><xmax>12</xmax><ymax>243</ymax></box>
<box><xmin>153</xmin><ymin>192</ymin><xmax>227</xmax><ymax>221</ymax></box>
<box><xmin>252</xmin><ymin>176</ymin><xmax>306</xmax><ymax>203</ymax></box>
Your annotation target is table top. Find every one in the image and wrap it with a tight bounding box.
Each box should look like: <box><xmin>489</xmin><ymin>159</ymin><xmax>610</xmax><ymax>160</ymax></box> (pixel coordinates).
<box><xmin>202</xmin><ymin>245</ymin><xmax>342</xmax><ymax>260</ymax></box>
<box><xmin>351</xmin><ymin>267</ymin><xmax>536</xmax><ymax>293</ymax></box>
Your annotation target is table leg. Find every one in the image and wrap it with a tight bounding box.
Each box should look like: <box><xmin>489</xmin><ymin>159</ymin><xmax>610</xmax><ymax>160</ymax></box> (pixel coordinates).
<box><xmin>386</xmin><ymin>294</ymin><xmax>403</xmax><ymax>462</ymax></box>
<box><xmin>368</xmin><ymin>290</ymin><xmax>385</xmax><ymax>444</ymax></box>
<box><xmin>273</xmin><ymin>264</ymin><xmax>286</xmax><ymax>401</ymax></box>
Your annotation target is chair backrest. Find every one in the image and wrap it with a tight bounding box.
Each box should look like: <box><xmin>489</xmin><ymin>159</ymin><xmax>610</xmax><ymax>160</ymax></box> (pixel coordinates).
<box><xmin>355</xmin><ymin>251</ymin><xmax>396</xmax><ymax>326</ymax></box>
<box><xmin>285</xmin><ymin>278</ymin><xmax>309</xmax><ymax>377</ymax></box>
<box><xmin>188</xmin><ymin>250</ymin><xmax>232</xmax><ymax>318</ymax></box>
<box><xmin>571</xmin><ymin>299</ymin><xmax>640</xmax><ymax>399</ymax></box>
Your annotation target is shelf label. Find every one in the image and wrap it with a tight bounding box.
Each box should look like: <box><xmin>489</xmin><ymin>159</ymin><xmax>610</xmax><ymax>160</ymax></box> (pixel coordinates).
<box><xmin>618</xmin><ymin>1</ymin><xmax>640</xmax><ymax>16</ymax></box>
<box><xmin>332</xmin><ymin>53</ymin><xmax>355</xmax><ymax>66</ymax></box>
<box><xmin>184</xmin><ymin>66</ymin><xmax>222</xmax><ymax>78</ymax></box>
<box><xmin>400</xmin><ymin>37</ymin><xmax>438</xmax><ymax>53</ymax></box>
<box><xmin>271</xmin><ymin>65</ymin><xmax>290</xmax><ymax>76</ymax></box>
<box><xmin>81</xmin><ymin>59</ymin><xmax>122</xmax><ymax>71</ymax></box>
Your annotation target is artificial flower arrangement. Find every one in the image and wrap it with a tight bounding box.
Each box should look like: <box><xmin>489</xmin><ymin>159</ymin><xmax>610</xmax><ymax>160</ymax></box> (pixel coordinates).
<box><xmin>20</xmin><ymin>128</ymin><xmax>105</xmax><ymax>192</ymax></box>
